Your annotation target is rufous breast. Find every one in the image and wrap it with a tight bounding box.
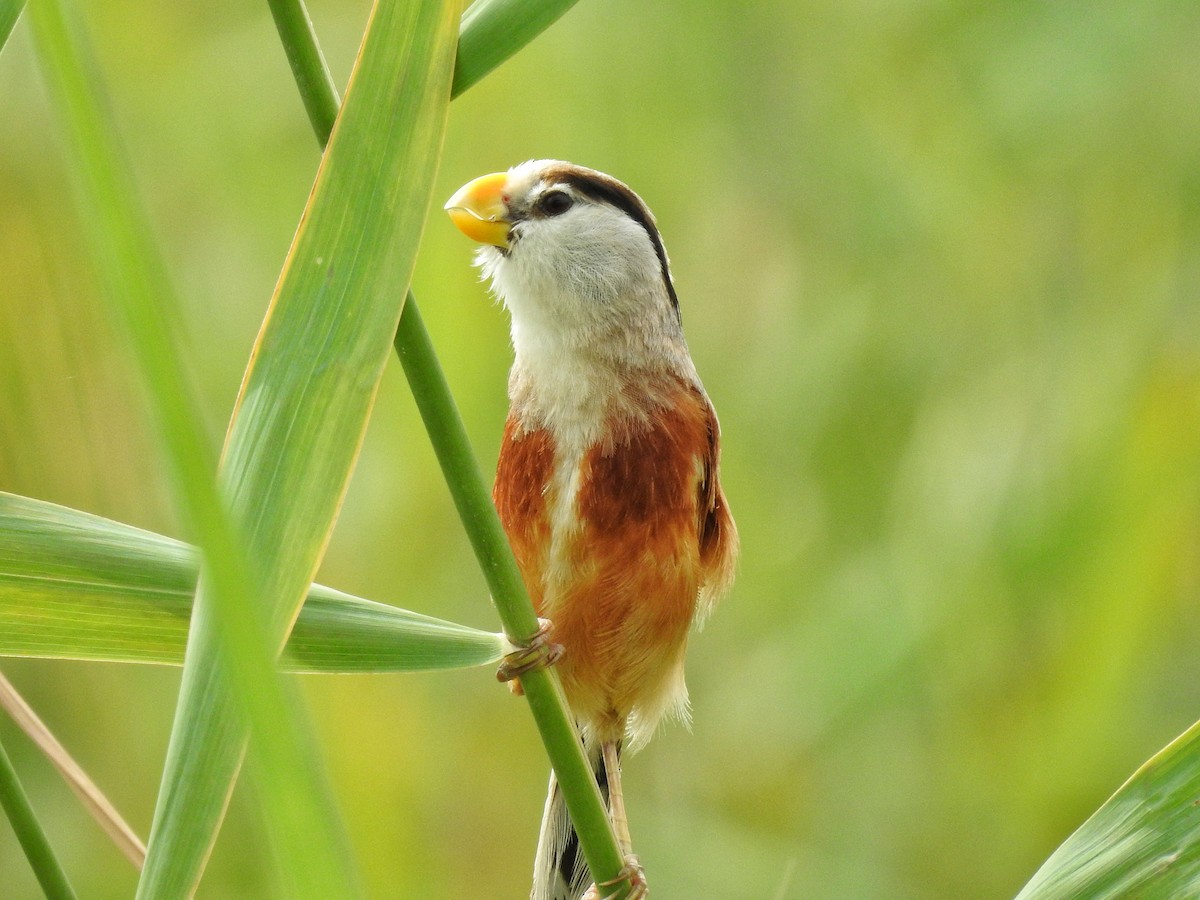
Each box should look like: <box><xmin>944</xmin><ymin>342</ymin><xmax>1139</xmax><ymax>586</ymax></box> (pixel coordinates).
<box><xmin>493</xmin><ymin>376</ymin><xmax>735</xmax><ymax>742</ymax></box>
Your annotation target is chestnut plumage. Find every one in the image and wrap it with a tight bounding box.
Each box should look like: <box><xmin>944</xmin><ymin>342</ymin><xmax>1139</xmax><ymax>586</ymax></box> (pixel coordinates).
<box><xmin>447</xmin><ymin>160</ymin><xmax>737</xmax><ymax>900</ymax></box>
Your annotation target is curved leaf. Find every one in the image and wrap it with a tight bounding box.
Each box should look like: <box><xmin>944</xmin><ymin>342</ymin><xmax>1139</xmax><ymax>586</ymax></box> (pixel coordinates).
<box><xmin>453</xmin><ymin>0</ymin><xmax>582</xmax><ymax>97</ymax></box>
<box><xmin>134</xmin><ymin>0</ymin><xmax>460</xmax><ymax>892</ymax></box>
<box><xmin>0</xmin><ymin>492</ymin><xmax>504</xmax><ymax>672</ymax></box>
<box><xmin>1018</xmin><ymin>720</ymin><xmax>1200</xmax><ymax>898</ymax></box>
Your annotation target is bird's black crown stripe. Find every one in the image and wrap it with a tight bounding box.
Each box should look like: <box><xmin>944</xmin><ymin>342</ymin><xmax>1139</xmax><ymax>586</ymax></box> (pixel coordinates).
<box><xmin>544</xmin><ymin>166</ymin><xmax>682</xmax><ymax>322</ymax></box>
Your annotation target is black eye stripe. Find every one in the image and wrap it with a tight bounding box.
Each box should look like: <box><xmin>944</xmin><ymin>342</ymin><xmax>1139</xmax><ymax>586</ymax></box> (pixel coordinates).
<box><xmin>547</xmin><ymin>169</ymin><xmax>681</xmax><ymax>322</ymax></box>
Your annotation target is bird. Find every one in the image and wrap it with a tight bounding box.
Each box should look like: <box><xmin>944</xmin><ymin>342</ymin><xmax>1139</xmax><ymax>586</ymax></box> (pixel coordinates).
<box><xmin>445</xmin><ymin>160</ymin><xmax>737</xmax><ymax>899</ymax></box>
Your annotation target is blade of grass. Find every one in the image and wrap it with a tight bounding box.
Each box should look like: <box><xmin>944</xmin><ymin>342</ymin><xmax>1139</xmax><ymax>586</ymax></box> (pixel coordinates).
<box><xmin>0</xmin><ymin>574</ymin><xmax>506</xmax><ymax>673</ymax></box>
<box><xmin>133</xmin><ymin>0</ymin><xmax>460</xmax><ymax>895</ymax></box>
<box><xmin>0</xmin><ymin>671</ymin><xmax>146</xmax><ymax>867</ymax></box>
<box><xmin>1018</xmin><ymin>718</ymin><xmax>1200</xmax><ymax>898</ymax></box>
<box><xmin>452</xmin><ymin>0</ymin><xmax>581</xmax><ymax>97</ymax></box>
<box><xmin>0</xmin><ymin>731</ymin><xmax>78</xmax><ymax>900</ymax></box>
<box><xmin>28</xmin><ymin>0</ymin><xmax>413</xmax><ymax>892</ymax></box>
<box><xmin>0</xmin><ymin>491</ymin><xmax>506</xmax><ymax>672</ymax></box>
<box><xmin>286</xmin><ymin>584</ymin><xmax>505</xmax><ymax>673</ymax></box>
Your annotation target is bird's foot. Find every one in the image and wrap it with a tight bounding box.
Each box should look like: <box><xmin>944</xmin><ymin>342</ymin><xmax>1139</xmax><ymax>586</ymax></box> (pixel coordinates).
<box><xmin>582</xmin><ymin>856</ymin><xmax>648</xmax><ymax>900</ymax></box>
<box><xmin>495</xmin><ymin>618</ymin><xmax>563</xmax><ymax>695</ymax></box>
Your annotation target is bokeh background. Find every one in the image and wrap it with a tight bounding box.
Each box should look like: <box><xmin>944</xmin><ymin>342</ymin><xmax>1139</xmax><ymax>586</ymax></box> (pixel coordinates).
<box><xmin>2</xmin><ymin>0</ymin><xmax>1200</xmax><ymax>896</ymax></box>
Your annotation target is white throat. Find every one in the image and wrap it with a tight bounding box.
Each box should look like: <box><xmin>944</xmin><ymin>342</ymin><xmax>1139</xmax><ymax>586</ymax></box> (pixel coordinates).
<box><xmin>504</xmin><ymin>286</ymin><xmax>697</xmax><ymax>447</ymax></box>
<box><xmin>472</xmin><ymin>159</ymin><xmax>701</xmax><ymax>441</ymax></box>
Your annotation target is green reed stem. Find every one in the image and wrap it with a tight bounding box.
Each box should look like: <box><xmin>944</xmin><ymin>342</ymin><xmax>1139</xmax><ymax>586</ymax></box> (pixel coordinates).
<box><xmin>266</xmin><ymin>0</ymin><xmax>340</xmax><ymax>138</ymax></box>
<box><xmin>0</xmin><ymin>733</ymin><xmax>78</xmax><ymax>900</ymax></box>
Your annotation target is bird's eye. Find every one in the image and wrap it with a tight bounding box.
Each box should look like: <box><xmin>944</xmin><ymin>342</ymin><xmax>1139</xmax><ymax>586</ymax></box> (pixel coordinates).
<box><xmin>539</xmin><ymin>190</ymin><xmax>573</xmax><ymax>217</ymax></box>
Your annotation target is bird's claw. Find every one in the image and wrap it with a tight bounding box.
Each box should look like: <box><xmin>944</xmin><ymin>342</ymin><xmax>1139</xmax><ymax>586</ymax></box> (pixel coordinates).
<box><xmin>582</xmin><ymin>856</ymin><xmax>648</xmax><ymax>900</ymax></box>
<box><xmin>496</xmin><ymin>618</ymin><xmax>563</xmax><ymax>693</ymax></box>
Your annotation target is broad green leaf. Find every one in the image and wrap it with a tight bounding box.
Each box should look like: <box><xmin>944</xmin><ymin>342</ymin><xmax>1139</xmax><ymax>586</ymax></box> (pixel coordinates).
<box><xmin>0</xmin><ymin>492</ymin><xmax>505</xmax><ymax>672</ymax></box>
<box><xmin>29</xmin><ymin>0</ymin><xmax>456</xmax><ymax>894</ymax></box>
<box><xmin>1018</xmin><ymin>719</ymin><xmax>1200</xmax><ymax>898</ymax></box>
<box><xmin>27</xmin><ymin>0</ymin><xmax>358</xmax><ymax>893</ymax></box>
<box><xmin>135</xmin><ymin>0</ymin><xmax>460</xmax><ymax>895</ymax></box>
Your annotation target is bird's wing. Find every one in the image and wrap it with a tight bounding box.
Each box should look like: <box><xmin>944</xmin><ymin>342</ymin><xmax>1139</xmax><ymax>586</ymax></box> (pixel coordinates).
<box><xmin>696</xmin><ymin>398</ymin><xmax>738</xmax><ymax>622</ymax></box>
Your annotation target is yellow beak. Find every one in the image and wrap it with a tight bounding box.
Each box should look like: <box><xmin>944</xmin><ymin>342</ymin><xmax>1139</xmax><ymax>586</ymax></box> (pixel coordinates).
<box><xmin>444</xmin><ymin>172</ymin><xmax>510</xmax><ymax>247</ymax></box>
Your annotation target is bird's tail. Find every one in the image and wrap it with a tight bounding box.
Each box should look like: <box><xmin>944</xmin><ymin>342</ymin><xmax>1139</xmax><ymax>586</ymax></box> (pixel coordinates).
<box><xmin>531</xmin><ymin>741</ymin><xmax>611</xmax><ymax>900</ymax></box>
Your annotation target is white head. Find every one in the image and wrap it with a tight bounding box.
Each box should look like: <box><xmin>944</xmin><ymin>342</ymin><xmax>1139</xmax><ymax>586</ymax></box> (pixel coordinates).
<box><xmin>446</xmin><ymin>160</ymin><xmax>689</xmax><ymax>371</ymax></box>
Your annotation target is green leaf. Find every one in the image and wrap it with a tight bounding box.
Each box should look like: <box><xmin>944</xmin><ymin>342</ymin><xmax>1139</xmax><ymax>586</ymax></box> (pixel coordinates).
<box><xmin>1018</xmin><ymin>720</ymin><xmax>1200</xmax><ymax>898</ymax></box>
<box><xmin>28</xmin><ymin>0</ymin><xmax>457</xmax><ymax>894</ymax></box>
<box><xmin>0</xmin><ymin>492</ymin><xmax>505</xmax><ymax>672</ymax></box>
<box><xmin>453</xmin><ymin>0</ymin><xmax>582</xmax><ymax>97</ymax></box>
<box><xmin>133</xmin><ymin>0</ymin><xmax>459</xmax><ymax>894</ymax></box>
<box><xmin>27</xmin><ymin>0</ymin><xmax>359</xmax><ymax>893</ymax></box>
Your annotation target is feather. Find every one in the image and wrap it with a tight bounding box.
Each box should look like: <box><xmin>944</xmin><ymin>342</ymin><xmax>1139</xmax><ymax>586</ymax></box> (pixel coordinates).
<box><xmin>531</xmin><ymin>742</ymin><xmax>611</xmax><ymax>900</ymax></box>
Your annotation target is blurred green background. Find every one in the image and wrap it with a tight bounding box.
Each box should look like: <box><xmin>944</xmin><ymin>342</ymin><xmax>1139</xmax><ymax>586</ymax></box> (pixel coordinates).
<box><xmin>2</xmin><ymin>0</ymin><xmax>1199</xmax><ymax>896</ymax></box>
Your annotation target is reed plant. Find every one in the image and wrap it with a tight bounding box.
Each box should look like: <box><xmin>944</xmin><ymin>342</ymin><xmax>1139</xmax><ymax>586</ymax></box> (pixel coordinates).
<box><xmin>1</xmin><ymin>0</ymin><xmax>1199</xmax><ymax>897</ymax></box>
